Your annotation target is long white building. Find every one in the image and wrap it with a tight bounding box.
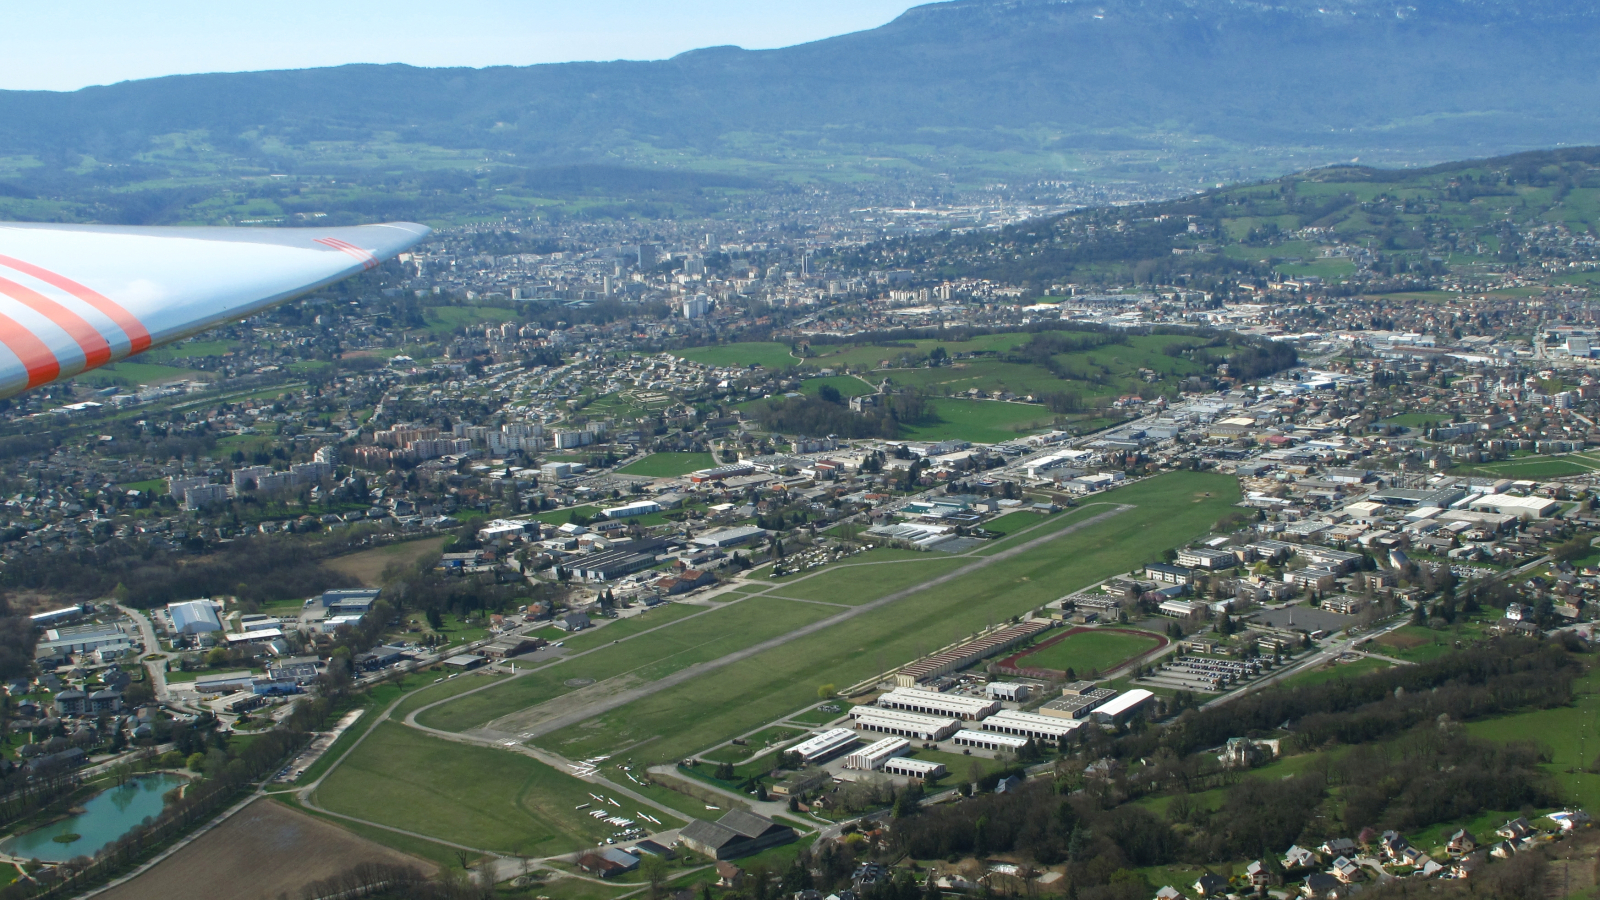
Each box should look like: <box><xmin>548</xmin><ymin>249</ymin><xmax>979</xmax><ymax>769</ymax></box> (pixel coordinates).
<box><xmin>877</xmin><ymin>686</ymin><xmax>1000</xmax><ymax>721</ymax></box>
<box><xmin>953</xmin><ymin>730</ymin><xmax>1031</xmax><ymax>752</ymax></box>
<box><xmin>850</xmin><ymin>706</ymin><xmax>962</xmax><ymax>741</ymax></box>
<box><xmin>980</xmin><ymin>709</ymin><xmax>1083</xmax><ymax>742</ymax></box>
<box><xmin>844</xmin><ymin>737</ymin><xmax>910</xmax><ymax>771</ymax></box>
<box><xmin>788</xmin><ymin>728</ymin><xmax>858</xmax><ymax>763</ymax></box>
<box><xmin>883</xmin><ymin>757</ymin><xmax>947</xmax><ymax>780</ymax></box>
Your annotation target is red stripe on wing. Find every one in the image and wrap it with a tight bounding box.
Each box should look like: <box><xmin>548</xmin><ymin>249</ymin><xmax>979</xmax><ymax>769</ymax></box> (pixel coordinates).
<box><xmin>0</xmin><ymin>275</ymin><xmax>113</xmax><ymax>370</ymax></box>
<box><xmin>0</xmin><ymin>254</ymin><xmax>152</xmax><ymax>355</ymax></box>
<box><xmin>0</xmin><ymin>312</ymin><xmax>60</xmax><ymax>388</ymax></box>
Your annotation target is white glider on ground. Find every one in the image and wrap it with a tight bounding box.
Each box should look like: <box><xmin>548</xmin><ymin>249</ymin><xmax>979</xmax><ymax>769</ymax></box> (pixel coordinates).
<box><xmin>0</xmin><ymin>221</ymin><xmax>431</xmax><ymax>398</ymax></box>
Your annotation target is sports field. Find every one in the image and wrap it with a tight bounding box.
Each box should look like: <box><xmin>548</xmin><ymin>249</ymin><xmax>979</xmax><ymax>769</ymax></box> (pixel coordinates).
<box><xmin>314</xmin><ymin>722</ymin><xmax>673</xmax><ymax>856</ymax></box>
<box><xmin>529</xmin><ymin>472</ymin><xmax>1239</xmax><ymax>764</ymax></box>
<box><xmin>673</xmin><ymin>342</ymin><xmax>797</xmax><ymax>369</ymax></box>
<box><xmin>615</xmin><ymin>452</ymin><xmax>715</xmax><ymax>478</ymax></box>
<box><xmin>1010</xmin><ymin>629</ymin><xmax>1162</xmax><ymax>676</ymax></box>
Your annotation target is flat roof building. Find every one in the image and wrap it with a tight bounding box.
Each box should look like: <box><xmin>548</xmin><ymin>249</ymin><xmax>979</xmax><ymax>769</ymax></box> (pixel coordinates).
<box><xmin>849</xmin><ymin>707</ymin><xmax>962</xmax><ymax>741</ymax></box>
<box><xmin>692</xmin><ymin>526</ymin><xmax>768</xmax><ymax>549</ymax></box>
<box><xmin>985</xmin><ymin>682</ymin><xmax>1030</xmax><ymax>702</ymax></box>
<box><xmin>882</xmin><ymin>757</ymin><xmax>946</xmax><ymax>780</ymax></box>
<box><xmin>980</xmin><ymin>709</ymin><xmax>1083</xmax><ymax>742</ymax></box>
<box><xmin>788</xmin><ymin>728</ymin><xmax>858</xmax><ymax>763</ymax></box>
<box><xmin>877</xmin><ymin>686</ymin><xmax>1000</xmax><ymax>721</ymax></box>
<box><xmin>1039</xmin><ymin>688</ymin><xmax>1116</xmax><ymax>719</ymax></box>
<box><xmin>844</xmin><ymin>737</ymin><xmax>911</xmax><ymax>771</ymax></box>
<box><xmin>953</xmin><ymin>729</ymin><xmax>1031</xmax><ymax>752</ymax></box>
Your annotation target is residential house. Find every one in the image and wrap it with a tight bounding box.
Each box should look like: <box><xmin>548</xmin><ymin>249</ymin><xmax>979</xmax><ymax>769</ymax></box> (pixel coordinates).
<box><xmin>1283</xmin><ymin>846</ymin><xmax>1318</xmax><ymax>869</ymax></box>
<box><xmin>1496</xmin><ymin>817</ymin><xmax>1535</xmax><ymax>841</ymax></box>
<box><xmin>1330</xmin><ymin>857</ymin><xmax>1361</xmax><ymax>883</ymax></box>
<box><xmin>1245</xmin><ymin>861</ymin><xmax>1273</xmax><ymax>888</ymax></box>
<box><xmin>1446</xmin><ymin>830</ymin><xmax>1476</xmax><ymax>855</ymax></box>
<box><xmin>1154</xmin><ymin>887</ymin><xmax>1184</xmax><ymax>900</ymax></box>
<box><xmin>1192</xmin><ymin>874</ymin><xmax>1228</xmax><ymax>897</ymax></box>
<box><xmin>1302</xmin><ymin>873</ymin><xmax>1340</xmax><ymax>898</ymax></box>
<box><xmin>1319</xmin><ymin>839</ymin><xmax>1358</xmax><ymax>859</ymax></box>
<box><xmin>716</xmin><ymin>862</ymin><xmax>744</xmax><ymax>888</ymax></box>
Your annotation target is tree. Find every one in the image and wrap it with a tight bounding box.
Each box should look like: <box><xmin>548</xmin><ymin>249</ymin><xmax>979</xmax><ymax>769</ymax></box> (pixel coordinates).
<box><xmin>817</xmin><ymin>684</ymin><xmax>837</xmax><ymax>700</ymax></box>
<box><xmin>640</xmin><ymin>853</ymin><xmax>670</xmax><ymax>898</ymax></box>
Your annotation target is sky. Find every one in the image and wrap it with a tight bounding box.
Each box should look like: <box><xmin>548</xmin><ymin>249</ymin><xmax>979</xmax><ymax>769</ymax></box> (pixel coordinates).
<box><xmin>0</xmin><ymin>0</ymin><xmax>923</xmax><ymax>92</ymax></box>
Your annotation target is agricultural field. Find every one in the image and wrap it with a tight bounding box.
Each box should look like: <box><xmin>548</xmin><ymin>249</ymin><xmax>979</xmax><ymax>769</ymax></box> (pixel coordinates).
<box><xmin>314</xmin><ymin>722</ymin><xmax>667</xmax><ymax>856</ymax></box>
<box><xmin>1467</xmin><ymin>669</ymin><xmax>1600</xmax><ymax>815</ymax></box>
<box><xmin>98</xmin><ymin>798</ymin><xmax>433</xmax><ymax>900</ymax></box>
<box><xmin>673</xmin><ymin>342</ymin><xmax>797</xmax><ymax>370</ymax></box>
<box><xmin>528</xmin><ymin>472</ymin><xmax>1239</xmax><ymax>764</ymax></box>
<box><xmin>421</xmin><ymin>305</ymin><xmax>518</xmax><ymax>336</ymax></box>
<box><xmin>615</xmin><ymin>452</ymin><xmax>716</xmax><ymax>478</ymax></box>
<box><xmin>325</xmin><ymin>536</ymin><xmax>449</xmax><ymax>587</ymax></box>
<box><xmin>67</xmin><ymin>361</ymin><xmax>197</xmax><ymax>389</ymax></box>
<box><xmin>797</xmin><ymin>374</ymin><xmax>876</xmax><ymax>398</ymax></box>
<box><xmin>1010</xmin><ymin>629</ymin><xmax>1163</xmax><ymax>676</ymax></box>
<box><xmin>895</xmin><ymin>398</ymin><xmax>1057</xmax><ymax>443</ymax></box>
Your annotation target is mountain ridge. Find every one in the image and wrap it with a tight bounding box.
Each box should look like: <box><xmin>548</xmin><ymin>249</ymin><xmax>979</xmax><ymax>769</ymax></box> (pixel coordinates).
<box><xmin>4</xmin><ymin>0</ymin><xmax>1600</xmax><ymax>217</ymax></box>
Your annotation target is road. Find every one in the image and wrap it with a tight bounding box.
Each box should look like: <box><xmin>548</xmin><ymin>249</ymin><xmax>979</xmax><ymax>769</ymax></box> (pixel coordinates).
<box><xmin>115</xmin><ymin>602</ymin><xmax>168</xmax><ymax>702</ymax></box>
<box><xmin>1200</xmin><ymin>615</ymin><xmax>1414</xmax><ymax>709</ymax></box>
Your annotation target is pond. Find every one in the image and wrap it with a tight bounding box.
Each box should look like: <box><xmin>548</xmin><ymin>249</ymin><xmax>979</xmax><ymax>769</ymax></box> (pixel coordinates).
<box><xmin>1</xmin><ymin>774</ymin><xmax>187</xmax><ymax>862</ymax></box>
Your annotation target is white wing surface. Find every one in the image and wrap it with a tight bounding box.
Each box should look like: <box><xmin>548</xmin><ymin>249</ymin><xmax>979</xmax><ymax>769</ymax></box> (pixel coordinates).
<box><xmin>0</xmin><ymin>221</ymin><xmax>431</xmax><ymax>398</ymax></box>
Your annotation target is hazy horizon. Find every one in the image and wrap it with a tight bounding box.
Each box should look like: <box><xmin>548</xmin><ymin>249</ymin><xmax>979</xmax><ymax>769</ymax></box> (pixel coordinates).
<box><xmin>1</xmin><ymin>0</ymin><xmax>920</xmax><ymax>92</ymax></box>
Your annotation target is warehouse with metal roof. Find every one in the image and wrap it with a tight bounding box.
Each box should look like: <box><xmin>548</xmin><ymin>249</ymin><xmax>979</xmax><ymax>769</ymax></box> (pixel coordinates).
<box><xmin>850</xmin><ymin>706</ymin><xmax>962</xmax><ymax>740</ymax></box>
<box><xmin>979</xmin><ymin>709</ymin><xmax>1082</xmax><ymax>741</ymax></box>
<box><xmin>876</xmin><ymin>686</ymin><xmax>999</xmax><ymax>721</ymax></box>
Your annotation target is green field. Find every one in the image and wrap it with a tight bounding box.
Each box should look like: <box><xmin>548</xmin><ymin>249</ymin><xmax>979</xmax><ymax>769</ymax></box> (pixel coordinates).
<box><xmin>556</xmin><ymin>603</ymin><xmax>703</xmax><ymax>651</ymax></box>
<box><xmin>981</xmin><ymin>510</ymin><xmax>1049</xmax><ymax>536</ymax></box>
<box><xmin>897</xmin><ymin>398</ymin><xmax>1056</xmax><ymax>443</ymax></box>
<box><xmin>422</xmin><ymin>305</ymin><xmax>518</xmax><ymax>336</ymax></box>
<box><xmin>769</xmin><ymin>557</ymin><xmax>967</xmax><ymax>606</ymax></box>
<box><xmin>315</xmin><ymin>722</ymin><xmax>660</xmax><ymax>856</ymax></box>
<box><xmin>799</xmin><ymin>375</ymin><xmax>877</xmax><ymax>398</ymax></box>
<box><xmin>1276</xmin><ymin>655</ymin><xmax>1395</xmax><ymax>689</ymax></box>
<box><xmin>528</xmin><ymin>505</ymin><xmax>601</xmax><ymax>526</ymax></box>
<box><xmin>527</xmin><ymin>472</ymin><xmax>1239</xmax><ymax>764</ymax></box>
<box><xmin>673</xmin><ymin>342</ymin><xmax>797</xmax><ymax>370</ymax></box>
<box><xmin>1012</xmin><ymin>630</ymin><xmax>1162</xmax><ymax>676</ymax></box>
<box><xmin>1460</xmin><ymin>457</ymin><xmax>1598</xmax><ymax>479</ymax></box>
<box><xmin>68</xmin><ymin>361</ymin><xmax>196</xmax><ymax>388</ymax></box>
<box><xmin>1381</xmin><ymin>413</ymin><xmax>1445</xmax><ymax>428</ymax></box>
<box><xmin>1467</xmin><ymin>669</ymin><xmax>1600</xmax><ymax>816</ymax></box>
<box><xmin>416</xmin><ymin>596</ymin><xmax>835</xmax><ymax>732</ymax></box>
<box><xmin>615</xmin><ymin>452</ymin><xmax>716</xmax><ymax>478</ymax></box>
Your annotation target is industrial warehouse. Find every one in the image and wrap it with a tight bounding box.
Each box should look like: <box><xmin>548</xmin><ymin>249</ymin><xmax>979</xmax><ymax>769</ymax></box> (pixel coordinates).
<box><xmin>849</xmin><ymin>706</ymin><xmax>962</xmax><ymax>740</ymax></box>
<box><xmin>875</xmin><ymin>686</ymin><xmax>999</xmax><ymax>720</ymax></box>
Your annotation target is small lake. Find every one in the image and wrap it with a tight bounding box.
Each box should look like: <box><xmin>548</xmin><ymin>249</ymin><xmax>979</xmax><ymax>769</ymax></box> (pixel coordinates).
<box><xmin>1</xmin><ymin>774</ymin><xmax>186</xmax><ymax>862</ymax></box>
